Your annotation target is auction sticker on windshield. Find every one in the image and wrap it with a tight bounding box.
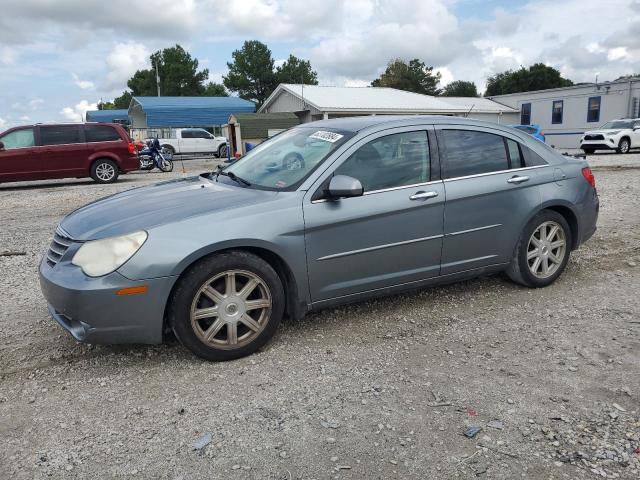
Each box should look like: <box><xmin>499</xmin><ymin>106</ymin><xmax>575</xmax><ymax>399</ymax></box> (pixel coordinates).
<box><xmin>309</xmin><ymin>131</ymin><xmax>344</xmax><ymax>143</ymax></box>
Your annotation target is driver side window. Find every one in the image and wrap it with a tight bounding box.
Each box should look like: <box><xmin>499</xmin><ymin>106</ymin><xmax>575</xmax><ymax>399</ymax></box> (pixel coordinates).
<box><xmin>0</xmin><ymin>128</ymin><xmax>35</xmax><ymax>150</ymax></box>
<box><xmin>334</xmin><ymin>131</ymin><xmax>430</xmax><ymax>193</ymax></box>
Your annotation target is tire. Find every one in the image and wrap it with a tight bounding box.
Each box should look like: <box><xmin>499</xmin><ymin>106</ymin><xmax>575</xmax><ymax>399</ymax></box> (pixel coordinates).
<box><xmin>582</xmin><ymin>148</ymin><xmax>594</xmax><ymax>155</ymax></box>
<box><xmin>617</xmin><ymin>138</ymin><xmax>630</xmax><ymax>154</ymax></box>
<box><xmin>168</xmin><ymin>251</ymin><xmax>285</xmax><ymax>361</ymax></box>
<box><xmin>506</xmin><ymin>210</ymin><xmax>572</xmax><ymax>288</ymax></box>
<box><xmin>158</xmin><ymin>156</ymin><xmax>174</xmax><ymax>172</ymax></box>
<box><xmin>218</xmin><ymin>144</ymin><xmax>227</xmax><ymax>158</ymax></box>
<box><xmin>90</xmin><ymin>158</ymin><xmax>119</xmax><ymax>184</ymax></box>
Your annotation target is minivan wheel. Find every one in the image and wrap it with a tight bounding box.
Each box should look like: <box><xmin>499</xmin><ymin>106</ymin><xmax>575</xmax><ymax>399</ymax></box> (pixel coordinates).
<box><xmin>91</xmin><ymin>159</ymin><xmax>119</xmax><ymax>184</ymax></box>
<box><xmin>617</xmin><ymin>138</ymin><xmax>630</xmax><ymax>154</ymax></box>
<box><xmin>168</xmin><ymin>251</ymin><xmax>284</xmax><ymax>361</ymax></box>
<box><xmin>506</xmin><ymin>210</ymin><xmax>572</xmax><ymax>288</ymax></box>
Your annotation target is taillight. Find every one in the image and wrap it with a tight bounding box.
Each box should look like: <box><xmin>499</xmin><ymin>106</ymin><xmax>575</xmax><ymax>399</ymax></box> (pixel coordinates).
<box><xmin>127</xmin><ymin>142</ymin><xmax>135</xmax><ymax>154</ymax></box>
<box><xmin>582</xmin><ymin>167</ymin><xmax>596</xmax><ymax>188</ymax></box>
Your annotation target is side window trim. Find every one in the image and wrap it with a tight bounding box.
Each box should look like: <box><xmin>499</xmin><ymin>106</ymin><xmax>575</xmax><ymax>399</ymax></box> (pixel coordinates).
<box><xmin>308</xmin><ymin>125</ymin><xmax>437</xmax><ymax>202</ymax></box>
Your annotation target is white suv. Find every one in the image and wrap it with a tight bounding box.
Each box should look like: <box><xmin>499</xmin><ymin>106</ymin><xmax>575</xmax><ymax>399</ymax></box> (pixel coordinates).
<box><xmin>580</xmin><ymin>118</ymin><xmax>640</xmax><ymax>154</ymax></box>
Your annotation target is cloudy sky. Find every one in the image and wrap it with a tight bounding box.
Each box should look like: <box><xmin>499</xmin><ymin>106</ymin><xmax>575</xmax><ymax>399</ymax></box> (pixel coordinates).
<box><xmin>1</xmin><ymin>0</ymin><xmax>639</xmax><ymax>127</ymax></box>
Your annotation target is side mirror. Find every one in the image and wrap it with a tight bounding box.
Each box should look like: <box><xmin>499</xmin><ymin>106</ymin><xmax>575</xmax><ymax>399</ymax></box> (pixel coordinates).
<box><xmin>327</xmin><ymin>175</ymin><xmax>363</xmax><ymax>199</ymax></box>
<box><xmin>0</xmin><ymin>141</ymin><xmax>4</xmax><ymax>151</ymax></box>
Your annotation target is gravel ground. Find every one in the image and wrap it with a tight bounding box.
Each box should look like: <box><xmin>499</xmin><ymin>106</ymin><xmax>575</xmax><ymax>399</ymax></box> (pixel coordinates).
<box><xmin>0</xmin><ymin>154</ymin><xmax>639</xmax><ymax>479</ymax></box>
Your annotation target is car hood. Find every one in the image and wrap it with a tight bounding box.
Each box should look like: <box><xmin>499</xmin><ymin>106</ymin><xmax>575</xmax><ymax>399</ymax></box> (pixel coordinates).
<box><xmin>60</xmin><ymin>174</ymin><xmax>278</xmax><ymax>241</ymax></box>
<box><xmin>583</xmin><ymin>130</ymin><xmax>619</xmax><ymax>135</ymax></box>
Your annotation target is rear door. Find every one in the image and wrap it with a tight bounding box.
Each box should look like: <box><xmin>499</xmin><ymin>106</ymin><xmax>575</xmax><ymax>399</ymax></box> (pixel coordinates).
<box><xmin>0</xmin><ymin>127</ymin><xmax>40</xmax><ymax>181</ymax></box>
<box><xmin>436</xmin><ymin>125</ymin><xmax>544</xmax><ymax>275</ymax></box>
<box><xmin>631</xmin><ymin>120</ymin><xmax>640</xmax><ymax>147</ymax></box>
<box><xmin>179</xmin><ymin>129</ymin><xmax>196</xmax><ymax>153</ymax></box>
<box><xmin>37</xmin><ymin>125</ymin><xmax>86</xmax><ymax>178</ymax></box>
<box><xmin>303</xmin><ymin>127</ymin><xmax>445</xmax><ymax>303</ymax></box>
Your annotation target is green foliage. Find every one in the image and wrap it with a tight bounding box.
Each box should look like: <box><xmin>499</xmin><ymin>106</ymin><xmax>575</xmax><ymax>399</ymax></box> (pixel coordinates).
<box><xmin>111</xmin><ymin>91</ymin><xmax>133</xmax><ymax>109</ymax></box>
<box><xmin>485</xmin><ymin>63</ymin><xmax>573</xmax><ymax>96</ymax></box>
<box><xmin>203</xmin><ymin>82</ymin><xmax>228</xmax><ymax>96</ymax></box>
<box><xmin>223</xmin><ymin>41</ymin><xmax>277</xmax><ymax>106</ymax></box>
<box><xmin>276</xmin><ymin>55</ymin><xmax>318</xmax><ymax>85</ymax></box>
<box><xmin>371</xmin><ymin>59</ymin><xmax>441</xmax><ymax>95</ymax></box>
<box><xmin>442</xmin><ymin>80</ymin><xmax>478</xmax><ymax>97</ymax></box>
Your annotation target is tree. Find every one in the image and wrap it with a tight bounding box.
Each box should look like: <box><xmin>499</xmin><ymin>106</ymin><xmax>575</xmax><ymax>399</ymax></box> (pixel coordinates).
<box><xmin>485</xmin><ymin>63</ymin><xmax>573</xmax><ymax>96</ymax></box>
<box><xmin>276</xmin><ymin>55</ymin><xmax>318</xmax><ymax>85</ymax></box>
<box><xmin>614</xmin><ymin>73</ymin><xmax>640</xmax><ymax>81</ymax></box>
<box><xmin>371</xmin><ymin>59</ymin><xmax>441</xmax><ymax>95</ymax></box>
<box><xmin>224</xmin><ymin>41</ymin><xmax>277</xmax><ymax>105</ymax></box>
<box><xmin>111</xmin><ymin>91</ymin><xmax>133</xmax><ymax>109</ymax></box>
<box><xmin>442</xmin><ymin>80</ymin><xmax>478</xmax><ymax>97</ymax></box>
<box><xmin>203</xmin><ymin>82</ymin><xmax>228</xmax><ymax>96</ymax></box>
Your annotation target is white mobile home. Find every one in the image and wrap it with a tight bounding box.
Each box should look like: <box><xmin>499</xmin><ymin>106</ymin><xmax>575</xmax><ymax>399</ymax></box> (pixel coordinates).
<box><xmin>488</xmin><ymin>78</ymin><xmax>640</xmax><ymax>149</ymax></box>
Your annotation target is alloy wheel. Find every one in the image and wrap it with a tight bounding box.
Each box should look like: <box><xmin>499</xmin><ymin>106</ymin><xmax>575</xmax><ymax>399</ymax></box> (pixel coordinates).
<box><xmin>620</xmin><ymin>140</ymin><xmax>630</xmax><ymax>153</ymax></box>
<box><xmin>526</xmin><ymin>221</ymin><xmax>567</xmax><ymax>279</ymax></box>
<box><xmin>96</xmin><ymin>163</ymin><xmax>115</xmax><ymax>181</ymax></box>
<box><xmin>190</xmin><ymin>270</ymin><xmax>272</xmax><ymax>350</ymax></box>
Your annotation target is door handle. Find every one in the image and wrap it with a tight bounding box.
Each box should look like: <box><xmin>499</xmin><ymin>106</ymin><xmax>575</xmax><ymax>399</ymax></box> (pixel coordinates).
<box><xmin>409</xmin><ymin>191</ymin><xmax>439</xmax><ymax>200</ymax></box>
<box><xmin>507</xmin><ymin>175</ymin><xmax>530</xmax><ymax>184</ymax></box>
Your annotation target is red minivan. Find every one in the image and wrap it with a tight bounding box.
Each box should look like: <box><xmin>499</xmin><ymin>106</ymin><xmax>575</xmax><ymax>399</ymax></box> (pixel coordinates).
<box><xmin>0</xmin><ymin>123</ymin><xmax>139</xmax><ymax>184</ymax></box>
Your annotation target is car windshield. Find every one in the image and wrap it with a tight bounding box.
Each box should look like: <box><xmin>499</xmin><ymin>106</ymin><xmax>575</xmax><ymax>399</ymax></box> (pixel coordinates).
<box><xmin>600</xmin><ymin>120</ymin><xmax>633</xmax><ymax>129</ymax></box>
<box><xmin>220</xmin><ymin>127</ymin><xmax>354</xmax><ymax>190</ymax></box>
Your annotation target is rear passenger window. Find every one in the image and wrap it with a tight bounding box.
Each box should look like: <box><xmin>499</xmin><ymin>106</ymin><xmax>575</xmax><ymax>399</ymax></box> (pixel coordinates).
<box><xmin>506</xmin><ymin>139</ymin><xmax>524</xmax><ymax>168</ymax></box>
<box><xmin>40</xmin><ymin>126</ymin><xmax>82</xmax><ymax>146</ymax></box>
<box><xmin>522</xmin><ymin>145</ymin><xmax>548</xmax><ymax>166</ymax></box>
<box><xmin>441</xmin><ymin>130</ymin><xmax>509</xmax><ymax>178</ymax></box>
<box><xmin>85</xmin><ymin>125</ymin><xmax>121</xmax><ymax>142</ymax></box>
<box><xmin>334</xmin><ymin>131</ymin><xmax>430</xmax><ymax>192</ymax></box>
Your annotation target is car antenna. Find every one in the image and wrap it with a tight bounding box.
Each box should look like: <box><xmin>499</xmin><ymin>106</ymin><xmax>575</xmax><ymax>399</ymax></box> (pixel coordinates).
<box><xmin>464</xmin><ymin>104</ymin><xmax>475</xmax><ymax>118</ymax></box>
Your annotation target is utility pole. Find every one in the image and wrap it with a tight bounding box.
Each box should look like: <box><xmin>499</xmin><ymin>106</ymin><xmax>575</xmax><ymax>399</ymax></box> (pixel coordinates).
<box><xmin>154</xmin><ymin>60</ymin><xmax>161</xmax><ymax>97</ymax></box>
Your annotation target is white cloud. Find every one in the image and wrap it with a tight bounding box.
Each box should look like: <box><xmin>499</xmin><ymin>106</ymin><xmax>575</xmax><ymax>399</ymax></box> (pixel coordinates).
<box><xmin>434</xmin><ymin>67</ymin><xmax>454</xmax><ymax>87</ymax></box>
<box><xmin>60</xmin><ymin>100</ymin><xmax>97</xmax><ymax>122</ymax></box>
<box><xmin>607</xmin><ymin>47</ymin><xmax>629</xmax><ymax>61</ymax></box>
<box><xmin>72</xmin><ymin>73</ymin><xmax>94</xmax><ymax>90</ymax></box>
<box><xmin>0</xmin><ymin>117</ymin><xmax>7</xmax><ymax>129</ymax></box>
<box><xmin>1</xmin><ymin>47</ymin><xmax>16</xmax><ymax>65</ymax></box>
<box><xmin>104</xmin><ymin>41</ymin><xmax>151</xmax><ymax>92</ymax></box>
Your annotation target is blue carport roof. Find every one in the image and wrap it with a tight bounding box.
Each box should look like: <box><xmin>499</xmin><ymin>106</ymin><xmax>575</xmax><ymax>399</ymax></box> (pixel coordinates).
<box><xmin>86</xmin><ymin>109</ymin><xmax>129</xmax><ymax>122</ymax></box>
<box><xmin>130</xmin><ymin>96</ymin><xmax>255</xmax><ymax>127</ymax></box>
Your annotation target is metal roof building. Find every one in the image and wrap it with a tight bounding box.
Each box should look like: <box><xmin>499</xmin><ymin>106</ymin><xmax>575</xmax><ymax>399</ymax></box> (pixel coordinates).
<box><xmin>128</xmin><ymin>96</ymin><xmax>256</xmax><ymax>129</ymax></box>
<box><xmin>259</xmin><ymin>84</ymin><xmax>518</xmax><ymax>124</ymax></box>
<box><xmin>85</xmin><ymin>109</ymin><xmax>130</xmax><ymax>123</ymax></box>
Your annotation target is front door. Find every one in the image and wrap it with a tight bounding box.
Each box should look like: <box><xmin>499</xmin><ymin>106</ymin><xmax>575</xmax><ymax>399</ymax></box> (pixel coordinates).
<box><xmin>303</xmin><ymin>128</ymin><xmax>445</xmax><ymax>303</ymax></box>
<box><xmin>0</xmin><ymin>127</ymin><xmax>40</xmax><ymax>181</ymax></box>
<box><xmin>37</xmin><ymin>125</ymin><xmax>87</xmax><ymax>178</ymax></box>
<box><xmin>436</xmin><ymin>126</ymin><xmax>544</xmax><ymax>275</ymax></box>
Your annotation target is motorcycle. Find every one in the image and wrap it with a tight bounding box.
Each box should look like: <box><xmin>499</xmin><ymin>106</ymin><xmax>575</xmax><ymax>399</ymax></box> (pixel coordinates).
<box><xmin>138</xmin><ymin>138</ymin><xmax>174</xmax><ymax>172</ymax></box>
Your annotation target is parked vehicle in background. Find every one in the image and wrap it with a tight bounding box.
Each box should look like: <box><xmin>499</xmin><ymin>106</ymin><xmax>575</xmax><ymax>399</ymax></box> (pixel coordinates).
<box><xmin>511</xmin><ymin>124</ymin><xmax>545</xmax><ymax>143</ymax></box>
<box><xmin>580</xmin><ymin>118</ymin><xmax>640</xmax><ymax>154</ymax></box>
<box><xmin>40</xmin><ymin>116</ymin><xmax>599</xmax><ymax>361</ymax></box>
<box><xmin>155</xmin><ymin>128</ymin><xmax>227</xmax><ymax>157</ymax></box>
<box><xmin>0</xmin><ymin>123</ymin><xmax>138</xmax><ymax>184</ymax></box>
<box><xmin>138</xmin><ymin>138</ymin><xmax>174</xmax><ymax>172</ymax></box>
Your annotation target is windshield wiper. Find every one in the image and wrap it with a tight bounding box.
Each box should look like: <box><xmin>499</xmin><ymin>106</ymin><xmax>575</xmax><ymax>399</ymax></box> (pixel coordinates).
<box><xmin>214</xmin><ymin>165</ymin><xmax>251</xmax><ymax>186</ymax></box>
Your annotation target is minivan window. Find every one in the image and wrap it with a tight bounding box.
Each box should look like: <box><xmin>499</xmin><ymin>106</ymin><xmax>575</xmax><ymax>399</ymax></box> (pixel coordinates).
<box><xmin>85</xmin><ymin>125</ymin><xmax>121</xmax><ymax>142</ymax></box>
<box><xmin>441</xmin><ymin>129</ymin><xmax>509</xmax><ymax>178</ymax></box>
<box><xmin>0</xmin><ymin>128</ymin><xmax>35</xmax><ymax>149</ymax></box>
<box><xmin>334</xmin><ymin>131</ymin><xmax>430</xmax><ymax>192</ymax></box>
<box><xmin>40</xmin><ymin>126</ymin><xmax>82</xmax><ymax>146</ymax></box>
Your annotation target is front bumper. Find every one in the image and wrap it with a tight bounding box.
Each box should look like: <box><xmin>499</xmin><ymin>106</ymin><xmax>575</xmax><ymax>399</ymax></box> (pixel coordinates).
<box><xmin>580</xmin><ymin>138</ymin><xmax>617</xmax><ymax>150</ymax></box>
<box><xmin>39</xmin><ymin>257</ymin><xmax>177</xmax><ymax>344</ymax></box>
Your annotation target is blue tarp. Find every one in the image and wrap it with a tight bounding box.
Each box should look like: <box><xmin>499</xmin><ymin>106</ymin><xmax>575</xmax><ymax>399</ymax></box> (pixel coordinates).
<box><xmin>86</xmin><ymin>109</ymin><xmax>130</xmax><ymax>122</ymax></box>
<box><xmin>131</xmin><ymin>96</ymin><xmax>255</xmax><ymax>127</ymax></box>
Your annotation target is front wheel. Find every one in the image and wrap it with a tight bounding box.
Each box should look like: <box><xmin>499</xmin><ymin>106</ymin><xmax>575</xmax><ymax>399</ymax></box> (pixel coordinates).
<box><xmin>168</xmin><ymin>251</ymin><xmax>284</xmax><ymax>361</ymax></box>
<box><xmin>582</xmin><ymin>148</ymin><xmax>594</xmax><ymax>155</ymax></box>
<box><xmin>157</xmin><ymin>155</ymin><xmax>173</xmax><ymax>172</ymax></box>
<box><xmin>218</xmin><ymin>144</ymin><xmax>228</xmax><ymax>158</ymax></box>
<box><xmin>506</xmin><ymin>210</ymin><xmax>572</xmax><ymax>288</ymax></box>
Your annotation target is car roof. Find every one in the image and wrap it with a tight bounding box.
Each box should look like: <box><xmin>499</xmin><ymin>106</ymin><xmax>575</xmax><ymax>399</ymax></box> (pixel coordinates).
<box><xmin>297</xmin><ymin>115</ymin><xmax>531</xmax><ymax>139</ymax></box>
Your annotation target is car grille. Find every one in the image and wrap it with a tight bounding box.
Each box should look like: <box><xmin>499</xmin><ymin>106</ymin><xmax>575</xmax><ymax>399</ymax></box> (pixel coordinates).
<box><xmin>584</xmin><ymin>134</ymin><xmax>604</xmax><ymax>141</ymax></box>
<box><xmin>46</xmin><ymin>228</ymin><xmax>74</xmax><ymax>268</ymax></box>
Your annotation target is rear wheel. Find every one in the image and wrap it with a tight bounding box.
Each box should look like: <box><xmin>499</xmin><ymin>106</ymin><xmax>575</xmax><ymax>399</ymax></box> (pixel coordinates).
<box><xmin>90</xmin><ymin>158</ymin><xmax>119</xmax><ymax>184</ymax></box>
<box><xmin>506</xmin><ymin>210</ymin><xmax>572</xmax><ymax>288</ymax></box>
<box><xmin>617</xmin><ymin>138</ymin><xmax>630</xmax><ymax>154</ymax></box>
<box><xmin>169</xmin><ymin>251</ymin><xmax>284</xmax><ymax>361</ymax></box>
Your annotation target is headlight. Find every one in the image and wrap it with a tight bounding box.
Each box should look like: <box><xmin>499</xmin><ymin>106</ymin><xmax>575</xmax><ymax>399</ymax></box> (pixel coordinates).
<box><xmin>72</xmin><ymin>231</ymin><xmax>147</xmax><ymax>277</ymax></box>
<box><xmin>606</xmin><ymin>130</ymin><xmax>621</xmax><ymax>135</ymax></box>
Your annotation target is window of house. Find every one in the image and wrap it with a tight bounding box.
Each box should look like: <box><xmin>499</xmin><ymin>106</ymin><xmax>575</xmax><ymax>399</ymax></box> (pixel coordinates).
<box><xmin>587</xmin><ymin>96</ymin><xmax>601</xmax><ymax>123</ymax></box>
<box><xmin>334</xmin><ymin>131</ymin><xmax>430</xmax><ymax>192</ymax></box>
<box><xmin>440</xmin><ymin>129</ymin><xmax>510</xmax><ymax>178</ymax></box>
<box><xmin>39</xmin><ymin>126</ymin><xmax>82</xmax><ymax>146</ymax></box>
<box><xmin>85</xmin><ymin>125</ymin><xmax>121</xmax><ymax>142</ymax></box>
<box><xmin>552</xmin><ymin>100</ymin><xmax>563</xmax><ymax>124</ymax></box>
<box><xmin>0</xmin><ymin>128</ymin><xmax>35</xmax><ymax>149</ymax></box>
<box><xmin>520</xmin><ymin>103</ymin><xmax>531</xmax><ymax>125</ymax></box>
